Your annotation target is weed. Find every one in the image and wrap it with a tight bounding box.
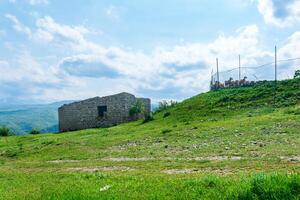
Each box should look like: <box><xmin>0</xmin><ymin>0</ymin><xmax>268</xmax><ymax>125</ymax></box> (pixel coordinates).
<box><xmin>163</xmin><ymin>112</ymin><xmax>171</xmax><ymax>118</ymax></box>
<box><xmin>161</xmin><ymin>129</ymin><xmax>172</xmax><ymax>134</ymax></box>
<box><xmin>30</xmin><ymin>129</ymin><xmax>41</xmax><ymax>135</ymax></box>
<box><xmin>0</xmin><ymin>127</ymin><xmax>15</xmax><ymax>137</ymax></box>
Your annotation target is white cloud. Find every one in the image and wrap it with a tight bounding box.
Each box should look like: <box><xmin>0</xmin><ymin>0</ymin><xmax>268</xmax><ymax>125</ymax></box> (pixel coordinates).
<box><xmin>276</xmin><ymin>32</ymin><xmax>300</xmax><ymax>78</ymax></box>
<box><xmin>3</xmin><ymin>14</ymin><xmax>300</xmax><ymax>102</ymax></box>
<box><xmin>257</xmin><ymin>0</ymin><xmax>300</xmax><ymax>27</ymax></box>
<box><xmin>5</xmin><ymin>14</ymin><xmax>32</xmax><ymax>37</ymax></box>
<box><xmin>280</xmin><ymin>32</ymin><xmax>300</xmax><ymax>59</ymax></box>
<box><xmin>58</xmin><ymin>55</ymin><xmax>121</xmax><ymax>78</ymax></box>
<box><xmin>106</xmin><ymin>5</ymin><xmax>121</xmax><ymax>21</ymax></box>
<box><xmin>0</xmin><ymin>17</ymin><xmax>269</xmax><ymax>102</ymax></box>
<box><xmin>0</xmin><ymin>51</ymin><xmax>57</xmax><ymax>83</ymax></box>
<box><xmin>7</xmin><ymin>0</ymin><xmax>48</xmax><ymax>5</ymax></box>
<box><xmin>0</xmin><ymin>51</ymin><xmax>65</xmax><ymax>103</ymax></box>
<box><xmin>36</xmin><ymin>16</ymin><xmax>89</xmax><ymax>42</ymax></box>
<box><xmin>28</xmin><ymin>0</ymin><xmax>48</xmax><ymax>5</ymax></box>
<box><xmin>0</xmin><ymin>29</ymin><xmax>6</xmax><ymax>37</ymax></box>
<box><xmin>51</xmin><ymin>24</ymin><xmax>271</xmax><ymax>101</ymax></box>
<box><xmin>0</xmin><ymin>60</ymin><xmax>9</xmax><ymax>68</ymax></box>
<box><xmin>35</xmin><ymin>16</ymin><xmax>102</xmax><ymax>53</ymax></box>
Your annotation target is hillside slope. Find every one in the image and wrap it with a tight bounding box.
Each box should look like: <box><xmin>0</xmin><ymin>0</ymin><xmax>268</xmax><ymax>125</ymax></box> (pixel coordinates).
<box><xmin>0</xmin><ymin>101</ymin><xmax>74</xmax><ymax>134</ymax></box>
<box><xmin>0</xmin><ymin>79</ymin><xmax>300</xmax><ymax>199</ymax></box>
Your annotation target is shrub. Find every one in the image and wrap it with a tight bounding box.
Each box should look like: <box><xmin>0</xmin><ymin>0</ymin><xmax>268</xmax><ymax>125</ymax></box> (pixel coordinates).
<box><xmin>3</xmin><ymin>149</ymin><xmax>18</xmax><ymax>158</ymax></box>
<box><xmin>129</xmin><ymin>100</ymin><xmax>145</xmax><ymax>117</ymax></box>
<box><xmin>0</xmin><ymin>126</ymin><xmax>14</xmax><ymax>137</ymax></box>
<box><xmin>161</xmin><ymin>129</ymin><xmax>172</xmax><ymax>134</ymax></box>
<box><xmin>163</xmin><ymin>112</ymin><xmax>171</xmax><ymax>118</ymax></box>
<box><xmin>294</xmin><ymin>70</ymin><xmax>300</xmax><ymax>79</ymax></box>
<box><xmin>250</xmin><ymin>173</ymin><xmax>300</xmax><ymax>200</ymax></box>
<box><xmin>155</xmin><ymin>100</ymin><xmax>178</xmax><ymax>113</ymax></box>
<box><xmin>286</xmin><ymin>106</ymin><xmax>300</xmax><ymax>115</ymax></box>
<box><xmin>227</xmin><ymin>173</ymin><xmax>300</xmax><ymax>200</ymax></box>
<box><xmin>142</xmin><ymin>113</ymin><xmax>154</xmax><ymax>123</ymax></box>
<box><xmin>29</xmin><ymin>129</ymin><xmax>41</xmax><ymax>135</ymax></box>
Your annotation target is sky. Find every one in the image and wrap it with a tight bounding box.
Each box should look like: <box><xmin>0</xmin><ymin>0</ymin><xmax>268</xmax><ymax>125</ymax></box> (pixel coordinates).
<box><xmin>0</xmin><ymin>0</ymin><xmax>300</xmax><ymax>104</ymax></box>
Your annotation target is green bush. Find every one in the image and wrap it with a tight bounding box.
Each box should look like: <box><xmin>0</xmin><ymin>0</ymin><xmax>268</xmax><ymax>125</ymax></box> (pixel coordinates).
<box><xmin>163</xmin><ymin>112</ymin><xmax>171</xmax><ymax>118</ymax></box>
<box><xmin>294</xmin><ymin>70</ymin><xmax>300</xmax><ymax>79</ymax></box>
<box><xmin>142</xmin><ymin>113</ymin><xmax>154</xmax><ymax>123</ymax></box>
<box><xmin>226</xmin><ymin>173</ymin><xmax>300</xmax><ymax>200</ymax></box>
<box><xmin>250</xmin><ymin>173</ymin><xmax>300</xmax><ymax>200</ymax></box>
<box><xmin>155</xmin><ymin>100</ymin><xmax>178</xmax><ymax>113</ymax></box>
<box><xmin>285</xmin><ymin>106</ymin><xmax>300</xmax><ymax>115</ymax></box>
<box><xmin>161</xmin><ymin>129</ymin><xmax>172</xmax><ymax>134</ymax></box>
<box><xmin>0</xmin><ymin>127</ymin><xmax>15</xmax><ymax>137</ymax></box>
<box><xmin>129</xmin><ymin>100</ymin><xmax>145</xmax><ymax>117</ymax></box>
<box><xmin>29</xmin><ymin>129</ymin><xmax>41</xmax><ymax>135</ymax></box>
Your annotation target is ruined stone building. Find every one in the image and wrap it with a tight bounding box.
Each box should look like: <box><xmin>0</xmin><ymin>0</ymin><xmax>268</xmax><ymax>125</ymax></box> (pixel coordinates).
<box><xmin>58</xmin><ymin>92</ymin><xmax>151</xmax><ymax>132</ymax></box>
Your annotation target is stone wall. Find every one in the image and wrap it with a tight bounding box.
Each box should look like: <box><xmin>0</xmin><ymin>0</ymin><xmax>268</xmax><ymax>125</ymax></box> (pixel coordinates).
<box><xmin>58</xmin><ymin>92</ymin><xmax>151</xmax><ymax>132</ymax></box>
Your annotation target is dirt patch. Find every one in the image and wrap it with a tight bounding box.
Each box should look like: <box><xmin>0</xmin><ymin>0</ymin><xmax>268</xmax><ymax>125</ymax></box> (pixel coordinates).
<box><xmin>163</xmin><ymin>167</ymin><xmax>234</xmax><ymax>175</ymax></box>
<box><xmin>47</xmin><ymin>160</ymin><xmax>80</xmax><ymax>163</ymax></box>
<box><xmin>102</xmin><ymin>157</ymin><xmax>154</xmax><ymax>162</ymax></box>
<box><xmin>108</xmin><ymin>141</ymin><xmax>140</xmax><ymax>151</ymax></box>
<box><xmin>67</xmin><ymin>166</ymin><xmax>133</xmax><ymax>172</ymax></box>
<box><xmin>192</xmin><ymin>156</ymin><xmax>242</xmax><ymax>161</ymax></box>
<box><xmin>102</xmin><ymin>156</ymin><xmax>242</xmax><ymax>162</ymax></box>
<box><xmin>280</xmin><ymin>156</ymin><xmax>300</xmax><ymax>162</ymax></box>
<box><xmin>163</xmin><ymin>169</ymin><xmax>198</xmax><ymax>174</ymax></box>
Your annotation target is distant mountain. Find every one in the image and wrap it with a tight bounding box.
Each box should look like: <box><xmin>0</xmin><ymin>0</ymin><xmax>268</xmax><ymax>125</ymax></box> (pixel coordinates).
<box><xmin>0</xmin><ymin>100</ymin><xmax>74</xmax><ymax>135</ymax></box>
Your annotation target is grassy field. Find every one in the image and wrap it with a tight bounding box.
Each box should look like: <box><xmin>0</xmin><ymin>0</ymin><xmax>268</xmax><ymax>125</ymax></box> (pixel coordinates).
<box><xmin>1</xmin><ymin>79</ymin><xmax>300</xmax><ymax>199</ymax></box>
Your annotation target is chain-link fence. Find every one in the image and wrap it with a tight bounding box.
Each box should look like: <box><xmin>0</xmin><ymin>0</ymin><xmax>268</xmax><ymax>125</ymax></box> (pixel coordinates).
<box><xmin>210</xmin><ymin>57</ymin><xmax>300</xmax><ymax>90</ymax></box>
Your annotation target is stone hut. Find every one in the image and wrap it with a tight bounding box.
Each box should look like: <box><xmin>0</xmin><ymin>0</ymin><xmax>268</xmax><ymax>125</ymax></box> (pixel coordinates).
<box><xmin>58</xmin><ymin>92</ymin><xmax>151</xmax><ymax>132</ymax></box>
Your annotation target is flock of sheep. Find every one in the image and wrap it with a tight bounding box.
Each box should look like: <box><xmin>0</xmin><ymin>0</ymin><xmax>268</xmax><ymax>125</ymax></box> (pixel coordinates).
<box><xmin>210</xmin><ymin>76</ymin><xmax>256</xmax><ymax>90</ymax></box>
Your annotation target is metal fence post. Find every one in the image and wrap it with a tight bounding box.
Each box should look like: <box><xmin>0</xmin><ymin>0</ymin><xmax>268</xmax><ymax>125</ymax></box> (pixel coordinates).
<box><xmin>275</xmin><ymin>46</ymin><xmax>277</xmax><ymax>83</ymax></box>
<box><xmin>239</xmin><ymin>55</ymin><xmax>241</xmax><ymax>86</ymax></box>
<box><xmin>274</xmin><ymin>46</ymin><xmax>277</xmax><ymax>106</ymax></box>
<box><xmin>216</xmin><ymin>58</ymin><xmax>219</xmax><ymax>89</ymax></box>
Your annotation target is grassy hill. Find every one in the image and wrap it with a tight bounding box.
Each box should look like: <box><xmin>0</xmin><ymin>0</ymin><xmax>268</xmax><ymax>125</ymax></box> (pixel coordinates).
<box><xmin>0</xmin><ymin>79</ymin><xmax>300</xmax><ymax>199</ymax></box>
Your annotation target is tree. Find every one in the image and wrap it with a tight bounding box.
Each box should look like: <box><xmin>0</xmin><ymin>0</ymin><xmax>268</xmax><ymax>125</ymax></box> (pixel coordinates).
<box><xmin>0</xmin><ymin>126</ymin><xmax>15</xmax><ymax>137</ymax></box>
<box><xmin>29</xmin><ymin>129</ymin><xmax>41</xmax><ymax>135</ymax></box>
<box><xmin>154</xmin><ymin>100</ymin><xmax>178</xmax><ymax>113</ymax></box>
<box><xmin>294</xmin><ymin>70</ymin><xmax>300</xmax><ymax>79</ymax></box>
<box><xmin>129</xmin><ymin>100</ymin><xmax>145</xmax><ymax>117</ymax></box>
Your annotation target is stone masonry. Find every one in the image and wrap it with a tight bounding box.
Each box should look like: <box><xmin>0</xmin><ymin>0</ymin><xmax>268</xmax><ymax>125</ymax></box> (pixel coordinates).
<box><xmin>58</xmin><ymin>92</ymin><xmax>151</xmax><ymax>132</ymax></box>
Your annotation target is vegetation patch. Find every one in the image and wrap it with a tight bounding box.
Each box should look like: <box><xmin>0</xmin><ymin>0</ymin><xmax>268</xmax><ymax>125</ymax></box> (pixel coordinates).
<box><xmin>0</xmin><ymin>126</ymin><xmax>15</xmax><ymax>137</ymax></box>
<box><xmin>0</xmin><ymin>79</ymin><xmax>300</xmax><ymax>199</ymax></box>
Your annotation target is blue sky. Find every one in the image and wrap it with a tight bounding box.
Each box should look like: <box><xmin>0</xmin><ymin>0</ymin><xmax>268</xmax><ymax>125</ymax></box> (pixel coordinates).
<box><xmin>0</xmin><ymin>0</ymin><xmax>300</xmax><ymax>104</ymax></box>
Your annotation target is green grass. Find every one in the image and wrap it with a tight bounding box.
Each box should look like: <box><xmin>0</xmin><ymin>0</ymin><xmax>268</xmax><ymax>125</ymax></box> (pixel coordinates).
<box><xmin>1</xmin><ymin>79</ymin><xmax>300</xmax><ymax>199</ymax></box>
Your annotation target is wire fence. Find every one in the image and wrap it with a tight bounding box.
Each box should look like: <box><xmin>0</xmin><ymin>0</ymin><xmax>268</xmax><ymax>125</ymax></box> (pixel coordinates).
<box><xmin>210</xmin><ymin>49</ymin><xmax>300</xmax><ymax>90</ymax></box>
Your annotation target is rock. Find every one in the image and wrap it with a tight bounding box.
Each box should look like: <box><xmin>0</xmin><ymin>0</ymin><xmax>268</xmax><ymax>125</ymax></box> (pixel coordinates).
<box><xmin>100</xmin><ymin>185</ymin><xmax>111</xmax><ymax>192</ymax></box>
<box><xmin>259</xmin><ymin>143</ymin><xmax>264</xmax><ymax>147</ymax></box>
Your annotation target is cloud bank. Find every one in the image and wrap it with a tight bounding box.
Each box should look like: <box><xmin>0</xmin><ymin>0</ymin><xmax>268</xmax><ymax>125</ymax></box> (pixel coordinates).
<box><xmin>257</xmin><ymin>0</ymin><xmax>300</xmax><ymax>27</ymax></box>
<box><xmin>2</xmin><ymin>13</ymin><xmax>300</xmax><ymax>103</ymax></box>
